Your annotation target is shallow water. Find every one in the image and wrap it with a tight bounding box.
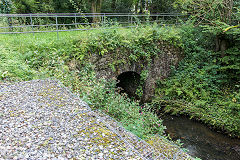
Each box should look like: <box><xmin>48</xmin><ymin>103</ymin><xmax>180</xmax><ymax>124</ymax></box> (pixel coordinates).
<box><xmin>162</xmin><ymin>115</ymin><xmax>240</xmax><ymax>160</ymax></box>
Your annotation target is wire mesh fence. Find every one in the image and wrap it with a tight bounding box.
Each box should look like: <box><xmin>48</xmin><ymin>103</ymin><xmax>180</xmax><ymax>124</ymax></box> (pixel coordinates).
<box><xmin>0</xmin><ymin>13</ymin><xmax>189</xmax><ymax>36</ymax></box>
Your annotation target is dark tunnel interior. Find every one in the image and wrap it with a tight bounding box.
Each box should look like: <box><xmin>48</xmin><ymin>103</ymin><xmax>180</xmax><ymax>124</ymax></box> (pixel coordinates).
<box><xmin>116</xmin><ymin>71</ymin><xmax>141</xmax><ymax>99</ymax></box>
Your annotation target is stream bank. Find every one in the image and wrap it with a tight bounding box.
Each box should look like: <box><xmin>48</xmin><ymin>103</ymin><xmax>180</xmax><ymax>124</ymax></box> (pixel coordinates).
<box><xmin>162</xmin><ymin>114</ymin><xmax>240</xmax><ymax>160</ymax></box>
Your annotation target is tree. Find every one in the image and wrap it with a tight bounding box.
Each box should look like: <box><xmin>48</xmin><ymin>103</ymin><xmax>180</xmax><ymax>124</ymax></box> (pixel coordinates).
<box><xmin>12</xmin><ymin>0</ymin><xmax>38</xmax><ymax>13</ymax></box>
<box><xmin>89</xmin><ymin>0</ymin><xmax>102</xmax><ymax>23</ymax></box>
<box><xmin>178</xmin><ymin>0</ymin><xmax>240</xmax><ymax>81</ymax></box>
<box><xmin>0</xmin><ymin>0</ymin><xmax>13</xmax><ymax>14</ymax></box>
<box><xmin>69</xmin><ymin>0</ymin><xmax>102</xmax><ymax>23</ymax></box>
<box><xmin>176</xmin><ymin>0</ymin><xmax>237</xmax><ymax>53</ymax></box>
<box><xmin>13</xmin><ymin>0</ymin><xmax>76</xmax><ymax>13</ymax></box>
<box><xmin>101</xmin><ymin>0</ymin><xmax>134</xmax><ymax>13</ymax></box>
<box><xmin>149</xmin><ymin>0</ymin><xmax>178</xmax><ymax>13</ymax></box>
<box><xmin>178</xmin><ymin>0</ymin><xmax>234</xmax><ymax>24</ymax></box>
<box><xmin>1</xmin><ymin>0</ymin><xmax>13</xmax><ymax>31</ymax></box>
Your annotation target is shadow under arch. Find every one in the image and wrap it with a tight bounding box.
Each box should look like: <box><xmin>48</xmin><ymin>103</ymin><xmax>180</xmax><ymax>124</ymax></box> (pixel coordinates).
<box><xmin>116</xmin><ymin>71</ymin><xmax>141</xmax><ymax>100</ymax></box>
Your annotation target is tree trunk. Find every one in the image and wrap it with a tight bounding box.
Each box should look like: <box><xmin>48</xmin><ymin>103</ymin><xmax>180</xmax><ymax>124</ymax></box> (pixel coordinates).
<box><xmin>91</xmin><ymin>0</ymin><xmax>97</xmax><ymax>23</ymax></box>
<box><xmin>145</xmin><ymin>0</ymin><xmax>149</xmax><ymax>12</ymax></box>
<box><xmin>91</xmin><ymin>0</ymin><xmax>102</xmax><ymax>25</ymax></box>
<box><xmin>216</xmin><ymin>35</ymin><xmax>229</xmax><ymax>57</ymax></box>
<box><xmin>134</xmin><ymin>0</ymin><xmax>139</xmax><ymax>13</ymax></box>
<box><xmin>220</xmin><ymin>39</ymin><xmax>228</xmax><ymax>57</ymax></box>
<box><xmin>96</xmin><ymin>0</ymin><xmax>102</xmax><ymax>13</ymax></box>
<box><xmin>111</xmin><ymin>0</ymin><xmax>116</xmax><ymax>12</ymax></box>
<box><xmin>139</xmin><ymin>0</ymin><xmax>145</xmax><ymax>13</ymax></box>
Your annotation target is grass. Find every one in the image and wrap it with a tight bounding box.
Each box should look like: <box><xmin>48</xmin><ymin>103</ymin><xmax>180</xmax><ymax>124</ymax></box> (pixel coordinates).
<box><xmin>0</xmin><ymin>26</ymin><xmax>206</xmax><ymax>159</ymax></box>
<box><xmin>0</xmin><ymin>26</ymin><xmax>172</xmax><ymax>139</ymax></box>
<box><xmin>2</xmin><ymin>25</ymin><xmax>239</xmax><ymax>139</ymax></box>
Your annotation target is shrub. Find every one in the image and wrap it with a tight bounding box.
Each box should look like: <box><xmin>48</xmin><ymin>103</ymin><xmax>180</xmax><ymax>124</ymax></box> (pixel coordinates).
<box><xmin>154</xmin><ymin>24</ymin><xmax>240</xmax><ymax>137</ymax></box>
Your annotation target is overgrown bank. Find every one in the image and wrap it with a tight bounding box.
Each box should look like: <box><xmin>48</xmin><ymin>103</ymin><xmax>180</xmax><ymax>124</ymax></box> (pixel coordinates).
<box><xmin>0</xmin><ymin>26</ymin><xmax>181</xmax><ymax>139</ymax></box>
<box><xmin>153</xmin><ymin>24</ymin><xmax>240</xmax><ymax>138</ymax></box>
<box><xmin>0</xmin><ymin>24</ymin><xmax>239</xmax><ymax>139</ymax></box>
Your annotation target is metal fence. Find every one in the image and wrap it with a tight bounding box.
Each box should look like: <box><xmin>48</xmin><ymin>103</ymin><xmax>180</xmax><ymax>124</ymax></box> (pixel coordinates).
<box><xmin>0</xmin><ymin>13</ymin><xmax>188</xmax><ymax>36</ymax></box>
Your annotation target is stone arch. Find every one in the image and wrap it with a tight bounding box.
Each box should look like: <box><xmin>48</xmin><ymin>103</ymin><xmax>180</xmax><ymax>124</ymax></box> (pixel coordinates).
<box><xmin>89</xmin><ymin>41</ymin><xmax>183</xmax><ymax>102</ymax></box>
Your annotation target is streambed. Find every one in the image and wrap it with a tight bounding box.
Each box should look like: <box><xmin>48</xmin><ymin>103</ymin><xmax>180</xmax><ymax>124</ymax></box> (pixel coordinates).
<box><xmin>162</xmin><ymin>114</ymin><xmax>240</xmax><ymax>160</ymax></box>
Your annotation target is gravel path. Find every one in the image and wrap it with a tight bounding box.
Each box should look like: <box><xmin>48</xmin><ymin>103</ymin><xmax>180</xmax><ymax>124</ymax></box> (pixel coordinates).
<box><xmin>0</xmin><ymin>79</ymin><xmax>192</xmax><ymax>160</ymax></box>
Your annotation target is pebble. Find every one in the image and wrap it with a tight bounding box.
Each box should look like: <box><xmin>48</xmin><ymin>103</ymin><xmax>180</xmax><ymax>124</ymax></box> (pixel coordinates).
<box><xmin>0</xmin><ymin>79</ymin><xmax>191</xmax><ymax>159</ymax></box>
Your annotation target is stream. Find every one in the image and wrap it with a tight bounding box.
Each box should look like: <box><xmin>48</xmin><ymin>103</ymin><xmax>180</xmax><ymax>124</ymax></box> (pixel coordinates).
<box><xmin>115</xmin><ymin>73</ymin><xmax>240</xmax><ymax>160</ymax></box>
<box><xmin>162</xmin><ymin>114</ymin><xmax>240</xmax><ymax>160</ymax></box>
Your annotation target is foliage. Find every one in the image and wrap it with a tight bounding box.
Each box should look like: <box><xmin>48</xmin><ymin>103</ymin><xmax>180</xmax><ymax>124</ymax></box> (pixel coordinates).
<box><xmin>9</xmin><ymin>0</ymin><xmax>183</xmax><ymax>15</ymax></box>
<box><xmin>0</xmin><ymin>45</ymin><xmax>35</xmax><ymax>81</ymax></box>
<box><xmin>149</xmin><ymin>0</ymin><xmax>179</xmax><ymax>13</ymax></box>
<box><xmin>13</xmin><ymin>0</ymin><xmax>38</xmax><ymax>13</ymax></box>
<box><xmin>12</xmin><ymin>0</ymin><xmax>74</xmax><ymax>13</ymax></box>
<box><xmin>151</xmin><ymin>0</ymin><xmax>240</xmax><ymax>138</ymax></box>
<box><xmin>69</xmin><ymin>0</ymin><xmax>90</xmax><ymax>13</ymax></box>
<box><xmin>0</xmin><ymin>0</ymin><xmax>12</xmax><ymax>13</ymax></box>
<box><xmin>175</xmin><ymin>0</ymin><xmax>239</xmax><ymax>42</ymax></box>
<box><xmin>102</xmin><ymin>0</ymin><xmax>133</xmax><ymax>13</ymax></box>
<box><xmin>154</xmin><ymin>24</ymin><xmax>240</xmax><ymax>137</ymax></box>
<box><xmin>76</xmin><ymin>65</ymin><xmax>165</xmax><ymax>138</ymax></box>
<box><xmin>0</xmin><ymin>26</ymin><xmax>172</xmax><ymax>139</ymax></box>
<box><xmin>176</xmin><ymin>0</ymin><xmax>235</xmax><ymax>24</ymax></box>
<box><xmin>218</xmin><ymin>43</ymin><xmax>240</xmax><ymax>81</ymax></box>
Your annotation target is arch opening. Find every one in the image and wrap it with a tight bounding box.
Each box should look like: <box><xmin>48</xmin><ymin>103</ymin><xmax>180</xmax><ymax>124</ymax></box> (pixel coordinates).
<box><xmin>116</xmin><ymin>71</ymin><xmax>141</xmax><ymax>99</ymax></box>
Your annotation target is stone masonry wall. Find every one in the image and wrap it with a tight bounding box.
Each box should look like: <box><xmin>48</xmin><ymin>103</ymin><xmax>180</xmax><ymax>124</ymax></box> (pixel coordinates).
<box><xmin>87</xmin><ymin>41</ymin><xmax>183</xmax><ymax>102</ymax></box>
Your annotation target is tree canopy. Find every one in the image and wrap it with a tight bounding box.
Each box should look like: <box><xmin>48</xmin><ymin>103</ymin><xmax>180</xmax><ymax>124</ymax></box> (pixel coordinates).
<box><xmin>2</xmin><ymin>0</ymin><xmax>183</xmax><ymax>14</ymax></box>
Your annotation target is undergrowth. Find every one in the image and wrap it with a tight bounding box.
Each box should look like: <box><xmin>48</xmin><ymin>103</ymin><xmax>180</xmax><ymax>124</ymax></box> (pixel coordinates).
<box><xmin>0</xmin><ymin>26</ymin><xmax>178</xmax><ymax>139</ymax></box>
<box><xmin>154</xmin><ymin>24</ymin><xmax>240</xmax><ymax>137</ymax></box>
<box><xmin>1</xmin><ymin>24</ymin><xmax>239</xmax><ymax>139</ymax></box>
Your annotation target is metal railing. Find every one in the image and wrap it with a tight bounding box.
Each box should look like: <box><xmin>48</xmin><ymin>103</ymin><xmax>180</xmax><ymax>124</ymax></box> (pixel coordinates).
<box><xmin>0</xmin><ymin>13</ymin><xmax>188</xmax><ymax>35</ymax></box>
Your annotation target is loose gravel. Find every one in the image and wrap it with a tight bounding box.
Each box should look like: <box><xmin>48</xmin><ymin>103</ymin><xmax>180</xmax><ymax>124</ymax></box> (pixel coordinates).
<box><xmin>0</xmin><ymin>79</ymin><xmax>192</xmax><ymax>160</ymax></box>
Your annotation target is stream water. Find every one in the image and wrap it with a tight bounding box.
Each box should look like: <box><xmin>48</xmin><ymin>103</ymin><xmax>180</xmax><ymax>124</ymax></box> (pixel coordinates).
<box><xmin>162</xmin><ymin>115</ymin><xmax>240</xmax><ymax>160</ymax></box>
<box><xmin>115</xmin><ymin>73</ymin><xmax>240</xmax><ymax>159</ymax></box>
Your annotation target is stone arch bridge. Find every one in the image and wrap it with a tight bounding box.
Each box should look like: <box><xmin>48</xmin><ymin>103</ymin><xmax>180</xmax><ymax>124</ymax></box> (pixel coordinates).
<box><xmin>88</xmin><ymin>41</ymin><xmax>183</xmax><ymax>102</ymax></box>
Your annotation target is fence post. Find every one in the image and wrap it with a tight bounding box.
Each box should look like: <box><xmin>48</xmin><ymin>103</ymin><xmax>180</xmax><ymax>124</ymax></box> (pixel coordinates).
<box><xmin>101</xmin><ymin>14</ymin><xmax>105</xmax><ymax>27</ymax></box>
<box><xmin>162</xmin><ymin>15</ymin><xmax>165</xmax><ymax>26</ymax></box>
<box><xmin>30</xmin><ymin>14</ymin><xmax>34</xmax><ymax>36</ymax></box>
<box><xmin>176</xmin><ymin>15</ymin><xmax>179</xmax><ymax>25</ymax></box>
<box><xmin>7</xmin><ymin>16</ymin><xmax>13</xmax><ymax>32</ymax></box>
<box><xmin>104</xmin><ymin>13</ymin><xmax>106</xmax><ymax>26</ymax></box>
<box><xmin>55</xmin><ymin>15</ymin><xmax>59</xmax><ymax>40</ymax></box>
<box><xmin>74</xmin><ymin>13</ymin><xmax>77</xmax><ymax>28</ymax></box>
<box><xmin>131</xmin><ymin>15</ymin><xmax>133</xmax><ymax>25</ymax></box>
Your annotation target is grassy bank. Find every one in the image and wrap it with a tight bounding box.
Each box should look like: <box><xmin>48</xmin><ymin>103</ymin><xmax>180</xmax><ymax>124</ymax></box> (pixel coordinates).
<box><xmin>1</xmin><ymin>24</ymin><xmax>239</xmax><ymax>139</ymax></box>
<box><xmin>0</xmin><ymin>26</ymin><xmax>181</xmax><ymax>139</ymax></box>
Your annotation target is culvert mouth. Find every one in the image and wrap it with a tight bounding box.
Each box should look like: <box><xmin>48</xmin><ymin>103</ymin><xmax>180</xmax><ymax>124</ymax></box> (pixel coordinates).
<box><xmin>116</xmin><ymin>71</ymin><xmax>141</xmax><ymax>99</ymax></box>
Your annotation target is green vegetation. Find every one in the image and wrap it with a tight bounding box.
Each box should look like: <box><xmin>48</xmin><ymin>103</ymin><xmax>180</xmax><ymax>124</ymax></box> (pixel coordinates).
<box><xmin>1</xmin><ymin>15</ymin><xmax>239</xmax><ymax>139</ymax></box>
<box><xmin>1</xmin><ymin>0</ymin><xmax>239</xmax><ymax>143</ymax></box>
<box><xmin>151</xmin><ymin>0</ymin><xmax>240</xmax><ymax>138</ymax></box>
<box><xmin>0</xmin><ymin>26</ymin><xmax>179</xmax><ymax>139</ymax></box>
<box><xmin>1</xmin><ymin>0</ymin><xmax>180</xmax><ymax>14</ymax></box>
<box><xmin>154</xmin><ymin>24</ymin><xmax>240</xmax><ymax>138</ymax></box>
